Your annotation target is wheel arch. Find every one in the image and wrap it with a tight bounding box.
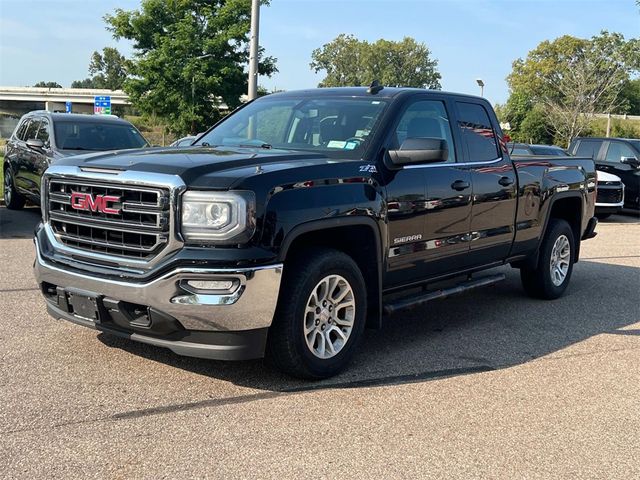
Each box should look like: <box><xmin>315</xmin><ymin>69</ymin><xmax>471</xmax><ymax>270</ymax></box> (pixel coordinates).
<box><xmin>278</xmin><ymin>217</ymin><xmax>383</xmax><ymax>329</ymax></box>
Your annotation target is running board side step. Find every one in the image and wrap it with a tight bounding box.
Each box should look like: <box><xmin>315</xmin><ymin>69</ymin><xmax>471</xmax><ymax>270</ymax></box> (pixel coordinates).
<box><xmin>383</xmin><ymin>273</ymin><xmax>506</xmax><ymax>315</ymax></box>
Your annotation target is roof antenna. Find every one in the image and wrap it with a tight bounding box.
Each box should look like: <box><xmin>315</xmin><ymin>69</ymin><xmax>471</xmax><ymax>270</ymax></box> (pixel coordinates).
<box><xmin>367</xmin><ymin>80</ymin><xmax>384</xmax><ymax>95</ymax></box>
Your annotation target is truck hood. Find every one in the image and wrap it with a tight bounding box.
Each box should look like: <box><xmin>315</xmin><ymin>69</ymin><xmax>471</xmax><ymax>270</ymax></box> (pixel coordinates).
<box><xmin>53</xmin><ymin>146</ymin><xmax>336</xmax><ymax>189</ymax></box>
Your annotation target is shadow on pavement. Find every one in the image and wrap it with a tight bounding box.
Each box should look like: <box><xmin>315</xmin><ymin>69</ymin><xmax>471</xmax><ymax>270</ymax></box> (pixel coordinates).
<box><xmin>96</xmin><ymin>259</ymin><xmax>640</xmax><ymax>399</ymax></box>
<box><xmin>0</xmin><ymin>207</ymin><xmax>41</xmax><ymax>239</ymax></box>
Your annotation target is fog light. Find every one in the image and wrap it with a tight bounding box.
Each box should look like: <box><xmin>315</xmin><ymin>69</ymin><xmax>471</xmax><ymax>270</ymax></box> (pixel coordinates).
<box><xmin>186</xmin><ymin>280</ymin><xmax>235</xmax><ymax>291</ymax></box>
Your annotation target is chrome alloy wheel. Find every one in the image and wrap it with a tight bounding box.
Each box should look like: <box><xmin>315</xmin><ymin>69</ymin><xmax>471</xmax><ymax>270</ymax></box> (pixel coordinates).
<box><xmin>304</xmin><ymin>274</ymin><xmax>355</xmax><ymax>359</ymax></box>
<box><xmin>550</xmin><ymin>234</ymin><xmax>571</xmax><ymax>287</ymax></box>
<box><xmin>4</xmin><ymin>169</ymin><xmax>12</xmax><ymax>205</ymax></box>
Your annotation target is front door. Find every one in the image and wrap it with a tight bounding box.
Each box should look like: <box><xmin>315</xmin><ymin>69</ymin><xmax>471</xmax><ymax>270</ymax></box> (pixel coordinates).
<box><xmin>600</xmin><ymin>140</ymin><xmax>640</xmax><ymax>209</ymax></box>
<box><xmin>384</xmin><ymin>97</ymin><xmax>472</xmax><ymax>287</ymax></box>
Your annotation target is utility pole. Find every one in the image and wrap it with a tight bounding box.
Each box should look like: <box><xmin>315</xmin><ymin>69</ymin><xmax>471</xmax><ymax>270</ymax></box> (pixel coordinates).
<box><xmin>248</xmin><ymin>0</ymin><xmax>260</xmax><ymax>100</ymax></box>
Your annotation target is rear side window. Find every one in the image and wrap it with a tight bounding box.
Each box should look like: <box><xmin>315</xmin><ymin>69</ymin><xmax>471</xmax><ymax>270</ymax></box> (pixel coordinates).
<box><xmin>24</xmin><ymin>119</ymin><xmax>41</xmax><ymax>141</ymax></box>
<box><xmin>456</xmin><ymin>102</ymin><xmax>499</xmax><ymax>162</ymax></box>
<box><xmin>575</xmin><ymin>140</ymin><xmax>602</xmax><ymax>159</ymax></box>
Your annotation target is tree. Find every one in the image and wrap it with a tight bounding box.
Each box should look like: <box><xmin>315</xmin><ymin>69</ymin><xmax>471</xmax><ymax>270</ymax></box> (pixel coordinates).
<box><xmin>310</xmin><ymin>34</ymin><xmax>441</xmax><ymax>89</ymax></box>
<box><xmin>105</xmin><ymin>0</ymin><xmax>277</xmax><ymax>135</ymax></box>
<box><xmin>507</xmin><ymin>31</ymin><xmax>640</xmax><ymax>145</ymax></box>
<box><xmin>89</xmin><ymin>47</ymin><xmax>128</xmax><ymax>90</ymax></box>
<box><xmin>33</xmin><ymin>81</ymin><xmax>62</xmax><ymax>88</ymax></box>
<box><xmin>71</xmin><ymin>78</ymin><xmax>100</xmax><ymax>89</ymax></box>
<box><xmin>71</xmin><ymin>47</ymin><xmax>128</xmax><ymax>90</ymax></box>
<box><xmin>619</xmin><ymin>78</ymin><xmax>640</xmax><ymax>115</ymax></box>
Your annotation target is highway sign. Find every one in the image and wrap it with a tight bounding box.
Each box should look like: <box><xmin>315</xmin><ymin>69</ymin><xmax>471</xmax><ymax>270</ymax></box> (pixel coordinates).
<box><xmin>94</xmin><ymin>95</ymin><xmax>111</xmax><ymax>115</ymax></box>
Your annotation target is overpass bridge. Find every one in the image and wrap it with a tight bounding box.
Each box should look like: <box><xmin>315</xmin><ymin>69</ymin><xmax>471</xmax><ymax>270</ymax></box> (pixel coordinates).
<box><xmin>0</xmin><ymin>87</ymin><xmax>130</xmax><ymax>137</ymax></box>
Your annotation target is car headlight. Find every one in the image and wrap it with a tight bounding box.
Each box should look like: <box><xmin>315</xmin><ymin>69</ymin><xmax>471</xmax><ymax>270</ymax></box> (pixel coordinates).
<box><xmin>180</xmin><ymin>190</ymin><xmax>255</xmax><ymax>244</ymax></box>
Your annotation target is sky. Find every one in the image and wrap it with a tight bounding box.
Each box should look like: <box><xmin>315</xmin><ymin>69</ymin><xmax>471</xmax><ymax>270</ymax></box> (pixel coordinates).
<box><xmin>0</xmin><ymin>0</ymin><xmax>638</xmax><ymax>105</ymax></box>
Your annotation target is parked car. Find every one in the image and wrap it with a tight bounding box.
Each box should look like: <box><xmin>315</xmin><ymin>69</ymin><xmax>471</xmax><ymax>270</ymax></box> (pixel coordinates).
<box><xmin>509</xmin><ymin>143</ymin><xmax>568</xmax><ymax>156</ymax></box>
<box><xmin>568</xmin><ymin>137</ymin><xmax>640</xmax><ymax>211</ymax></box>
<box><xmin>594</xmin><ymin>170</ymin><xmax>624</xmax><ymax>219</ymax></box>
<box><xmin>3</xmin><ymin>112</ymin><xmax>149</xmax><ymax>209</ymax></box>
<box><xmin>509</xmin><ymin>142</ymin><xmax>624</xmax><ymax>219</ymax></box>
<box><xmin>34</xmin><ymin>87</ymin><xmax>597</xmax><ymax>379</ymax></box>
<box><xmin>170</xmin><ymin>135</ymin><xmax>197</xmax><ymax>147</ymax></box>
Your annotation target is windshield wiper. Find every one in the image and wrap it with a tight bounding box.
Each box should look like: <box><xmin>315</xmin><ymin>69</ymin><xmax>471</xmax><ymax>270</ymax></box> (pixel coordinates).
<box><xmin>235</xmin><ymin>143</ymin><xmax>272</xmax><ymax>149</ymax></box>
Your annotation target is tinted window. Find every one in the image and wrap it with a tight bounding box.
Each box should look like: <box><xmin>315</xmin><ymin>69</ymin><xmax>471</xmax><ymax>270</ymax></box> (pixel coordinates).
<box><xmin>575</xmin><ymin>140</ymin><xmax>602</xmax><ymax>159</ymax></box>
<box><xmin>393</xmin><ymin>100</ymin><xmax>456</xmax><ymax>163</ymax></box>
<box><xmin>605</xmin><ymin>142</ymin><xmax>636</xmax><ymax>162</ymax></box>
<box><xmin>53</xmin><ymin>121</ymin><xmax>148</xmax><ymax>151</ymax></box>
<box><xmin>36</xmin><ymin>118</ymin><xmax>50</xmax><ymax>147</ymax></box>
<box><xmin>511</xmin><ymin>147</ymin><xmax>532</xmax><ymax>155</ymax></box>
<box><xmin>24</xmin><ymin>119</ymin><xmax>41</xmax><ymax>141</ymax></box>
<box><xmin>456</xmin><ymin>102</ymin><xmax>499</xmax><ymax>162</ymax></box>
<box><xmin>14</xmin><ymin>118</ymin><xmax>30</xmax><ymax>140</ymax></box>
<box><xmin>196</xmin><ymin>97</ymin><xmax>388</xmax><ymax>159</ymax></box>
<box><xmin>530</xmin><ymin>145</ymin><xmax>567</xmax><ymax>156</ymax></box>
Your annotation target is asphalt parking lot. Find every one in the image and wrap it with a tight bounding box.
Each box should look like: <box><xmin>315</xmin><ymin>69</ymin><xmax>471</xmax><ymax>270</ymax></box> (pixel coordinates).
<box><xmin>1</xmin><ymin>206</ymin><xmax>639</xmax><ymax>479</ymax></box>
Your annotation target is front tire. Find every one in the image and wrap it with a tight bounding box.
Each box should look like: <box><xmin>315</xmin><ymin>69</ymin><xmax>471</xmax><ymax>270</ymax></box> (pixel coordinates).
<box><xmin>3</xmin><ymin>166</ymin><xmax>25</xmax><ymax>210</ymax></box>
<box><xmin>520</xmin><ymin>218</ymin><xmax>575</xmax><ymax>300</ymax></box>
<box><xmin>267</xmin><ymin>248</ymin><xmax>367</xmax><ymax>379</ymax></box>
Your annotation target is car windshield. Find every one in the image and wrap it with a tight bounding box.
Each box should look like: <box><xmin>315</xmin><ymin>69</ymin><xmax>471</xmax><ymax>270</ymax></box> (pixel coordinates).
<box><xmin>54</xmin><ymin>121</ymin><xmax>148</xmax><ymax>151</ymax></box>
<box><xmin>195</xmin><ymin>96</ymin><xmax>389</xmax><ymax>159</ymax></box>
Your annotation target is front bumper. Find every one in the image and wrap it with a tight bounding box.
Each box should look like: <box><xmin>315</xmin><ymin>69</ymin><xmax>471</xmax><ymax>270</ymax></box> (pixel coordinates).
<box><xmin>34</xmin><ymin>238</ymin><xmax>283</xmax><ymax>360</ymax></box>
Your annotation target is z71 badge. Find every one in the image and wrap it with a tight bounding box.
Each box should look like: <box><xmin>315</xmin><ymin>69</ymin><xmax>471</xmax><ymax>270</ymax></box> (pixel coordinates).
<box><xmin>359</xmin><ymin>164</ymin><xmax>377</xmax><ymax>173</ymax></box>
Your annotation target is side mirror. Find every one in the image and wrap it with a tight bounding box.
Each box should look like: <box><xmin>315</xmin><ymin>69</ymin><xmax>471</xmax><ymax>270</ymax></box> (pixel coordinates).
<box><xmin>388</xmin><ymin>138</ymin><xmax>449</xmax><ymax>166</ymax></box>
<box><xmin>26</xmin><ymin>138</ymin><xmax>45</xmax><ymax>151</ymax></box>
<box><xmin>621</xmin><ymin>156</ymin><xmax>640</xmax><ymax>169</ymax></box>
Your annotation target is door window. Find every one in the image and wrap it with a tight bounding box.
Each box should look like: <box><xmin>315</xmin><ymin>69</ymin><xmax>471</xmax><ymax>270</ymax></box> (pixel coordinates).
<box><xmin>604</xmin><ymin>142</ymin><xmax>636</xmax><ymax>163</ymax></box>
<box><xmin>15</xmin><ymin>119</ymin><xmax>30</xmax><ymax>140</ymax></box>
<box><xmin>393</xmin><ymin>100</ymin><xmax>456</xmax><ymax>163</ymax></box>
<box><xmin>575</xmin><ymin>140</ymin><xmax>602</xmax><ymax>159</ymax></box>
<box><xmin>36</xmin><ymin>118</ymin><xmax>50</xmax><ymax>147</ymax></box>
<box><xmin>24</xmin><ymin>119</ymin><xmax>41</xmax><ymax>141</ymax></box>
<box><xmin>456</xmin><ymin>102</ymin><xmax>499</xmax><ymax>162</ymax></box>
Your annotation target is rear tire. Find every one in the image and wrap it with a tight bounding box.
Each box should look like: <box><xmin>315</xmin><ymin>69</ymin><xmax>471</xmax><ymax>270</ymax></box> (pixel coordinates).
<box><xmin>520</xmin><ymin>218</ymin><xmax>575</xmax><ymax>300</ymax></box>
<box><xmin>267</xmin><ymin>248</ymin><xmax>367</xmax><ymax>379</ymax></box>
<box><xmin>3</xmin><ymin>166</ymin><xmax>25</xmax><ymax>210</ymax></box>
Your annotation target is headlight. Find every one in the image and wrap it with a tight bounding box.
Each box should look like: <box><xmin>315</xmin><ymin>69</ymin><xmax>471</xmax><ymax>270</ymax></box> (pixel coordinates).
<box><xmin>180</xmin><ymin>191</ymin><xmax>255</xmax><ymax>244</ymax></box>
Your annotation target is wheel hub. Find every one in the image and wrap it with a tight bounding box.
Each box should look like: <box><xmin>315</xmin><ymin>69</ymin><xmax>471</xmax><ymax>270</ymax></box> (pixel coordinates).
<box><xmin>304</xmin><ymin>274</ymin><xmax>355</xmax><ymax>360</ymax></box>
<box><xmin>550</xmin><ymin>234</ymin><xmax>571</xmax><ymax>287</ymax></box>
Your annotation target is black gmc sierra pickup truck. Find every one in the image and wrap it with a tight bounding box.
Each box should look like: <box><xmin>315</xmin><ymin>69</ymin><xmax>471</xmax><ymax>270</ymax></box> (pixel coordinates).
<box><xmin>33</xmin><ymin>87</ymin><xmax>598</xmax><ymax>379</ymax></box>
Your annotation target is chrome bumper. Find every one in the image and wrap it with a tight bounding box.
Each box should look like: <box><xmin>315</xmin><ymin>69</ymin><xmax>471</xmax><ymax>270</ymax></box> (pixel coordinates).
<box><xmin>34</xmin><ymin>238</ymin><xmax>283</xmax><ymax>332</ymax></box>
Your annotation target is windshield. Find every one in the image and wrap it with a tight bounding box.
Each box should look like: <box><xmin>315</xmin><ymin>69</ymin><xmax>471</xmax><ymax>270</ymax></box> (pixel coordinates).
<box><xmin>196</xmin><ymin>96</ymin><xmax>389</xmax><ymax>158</ymax></box>
<box><xmin>530</xmin><ymin>145</ymin><xmax>567</xmax><ymax>156</ymax></box>
<box><xmin>54</xmin><ymin>121</ymin><xmax>148</xmax><ymax>151</ymax></box>
<box><xmin>629</xmin><ymin>140</ymin><xmax>640</xmax><ymax>152</ymax></box>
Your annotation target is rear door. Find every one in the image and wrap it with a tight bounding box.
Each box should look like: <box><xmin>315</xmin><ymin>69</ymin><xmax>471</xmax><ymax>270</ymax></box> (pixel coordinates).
<box><xmin>454</xmin><ymin>100</ymin><xmax>517</xmax><ymax>266</ymax></box>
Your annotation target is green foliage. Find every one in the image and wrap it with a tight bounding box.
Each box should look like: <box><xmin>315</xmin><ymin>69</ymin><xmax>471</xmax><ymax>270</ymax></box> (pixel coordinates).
<box><xmin>33</xmin><ymin>81</ymin><xmax>62</xmax><ymax>88</ymax></box>
<box><xmin>619</xmin><ymin>78</ymin><xmax>640</xmax><ymax>115</ymax></box>
<box><xmin>519</xmin><ymin>106</ymin><xmax>554</xmax><ymax>145</ymax></box>
<box><xmin>310</xmin><ymin>34</ymin><xmax>441</xmax><ymax>89</ymax></box>
<box><xmin>611</xmin><ymin>118</ymin><xmax>640</xmax><ymax>138</ymax></box>
<box><xmin>71</xmin><ymin>47</ymin><xmax>128</xmax><ymax>90</ymax></box>
<box><xmin>506</xmin><ymin>31</ymin><xmax>640</xmax><ymax>144</ymax></box>
<box><xmin>105</xmin><ymin>0</ymin><xmax>277</xmax><ymax>135</ymax></box>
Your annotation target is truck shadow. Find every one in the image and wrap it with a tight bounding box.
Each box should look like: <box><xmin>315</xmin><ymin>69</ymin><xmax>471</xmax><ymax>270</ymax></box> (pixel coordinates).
<box><xmin>97</xmin><ymin>258</ymin><xmax>640</xmax><ymax>393</ymax></box>
<box><xmin>0</xmin><ymin>206</ymin><xmax>41</xmax><ymax>239</ymax></box>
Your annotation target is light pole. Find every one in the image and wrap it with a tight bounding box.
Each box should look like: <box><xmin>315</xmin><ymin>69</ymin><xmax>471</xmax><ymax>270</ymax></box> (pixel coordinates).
<box><xmin>248</xmin><ymin>0</ymin><xmax>260</xmax><ymax>100</ymax></box>
<box><xmin>191</xmin><ymin>53</ymin><xmax>214</xmax><ymax>134</ymax></box>
<box><xmin>476</xmin><ymin>78</ymin><xmax>485</xmax><ymax>97</ymax></box>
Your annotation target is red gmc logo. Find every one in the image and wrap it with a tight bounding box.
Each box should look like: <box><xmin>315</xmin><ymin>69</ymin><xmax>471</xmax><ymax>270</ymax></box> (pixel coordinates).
<box><xmin>70</xmin><ymin>192</ymin><xmax>121</xmax><ymax>215</ymax></box>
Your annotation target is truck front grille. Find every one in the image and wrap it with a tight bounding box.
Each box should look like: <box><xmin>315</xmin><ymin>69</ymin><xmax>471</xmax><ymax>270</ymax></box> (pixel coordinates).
<box><xmin>47</xmin><ymin>179</ymin><xmax>170</xmax><ymax>260</ymax></box>
<box><xmin>596</xmin><ymin>183</ymin><xmax>623</xmax><ymax>204</ymax></box>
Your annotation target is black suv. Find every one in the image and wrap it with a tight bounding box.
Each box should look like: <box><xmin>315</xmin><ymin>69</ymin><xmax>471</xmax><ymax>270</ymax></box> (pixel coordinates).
<box><xmin>3</xmin><ymin>112</ymin><xmax>149</xmax><ymax>209</ymax></box>
<box><xmin>568</xmin><ymin>137</ymin><xmax>640</xmax><ymax>210</ymax></box>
